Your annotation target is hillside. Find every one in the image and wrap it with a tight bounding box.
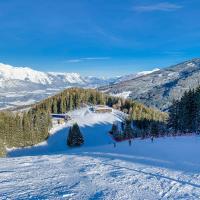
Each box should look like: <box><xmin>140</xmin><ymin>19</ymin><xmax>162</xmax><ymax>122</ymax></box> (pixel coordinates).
<box><xmin>2</xmin><ymin>107</ymin><xmax>200</xmax><ymax>199</ymax></box>
<box><xmin>100</xmin><ymin>58</ymin><xmax>200</xmax><ymax>111</ymax></box>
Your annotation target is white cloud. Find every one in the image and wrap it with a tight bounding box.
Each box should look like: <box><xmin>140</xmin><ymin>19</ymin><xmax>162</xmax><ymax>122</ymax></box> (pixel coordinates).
<box><xmin>67</xmin><ymin>57</ymin><xmax>110</xmax><ymax>63</ymax></box>
<box><xmin>82</xmin><ymin>57</ymin><xmax>110</xmax><ymax>60</ymax></box>
<box><xmin>67</xmin><ymin>59</ymin><xmax>82</xmax><ymax>63</ymax></box>
<box><xmin>133</xmin><ymin>2</ymin><xmax>182</xmax><ymax>12</ymax></box>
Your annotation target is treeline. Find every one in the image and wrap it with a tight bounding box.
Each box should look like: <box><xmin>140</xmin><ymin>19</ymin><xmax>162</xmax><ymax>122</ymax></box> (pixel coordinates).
<box><xmin>34</xmin><ymin>88</ymin><xmax>106</xmax><ymax>113</ymax></box>
<box><xmin>35</xmin><ymin>88</ymin><xmax>167</xmax><ymax>122</ymax></box>
<box><xmin>134</xmin><ymin>119</ymin><xmax>167</xmax><ymax>138</ymax></box>
<box><xmin>111</xmin><ymin>118</ymin><xmax>167</xmax><ymax>141</ymax></box>
<box><xmin>168</xmin><ymin>86</ymin><xmax>200</xmax><ymax>133</ymax></box>
<box><xmin>0</xmin><ymin>109</ymin><xmax>52</xmax><ymax>156</ymax></box>
<box><xmin>110</xmin><ymin>120</ymin><xmax>135</xmax><ymax>141</ymax></box>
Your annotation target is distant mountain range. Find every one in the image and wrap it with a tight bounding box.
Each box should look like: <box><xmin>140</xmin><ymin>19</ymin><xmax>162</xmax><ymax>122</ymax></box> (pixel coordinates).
<box><xmin>0</xmin><ymin>63</ymin><xmax>111</xmax><ymax>91</ymax></box>
<box><xmin>0</xmin><ymin>63</ymin><xmax>158</xmax><ymax>109</ymax></box>
<box><xmin>2</xmin><ymin>58</ymin><xmax>199</xmax><ymax>111</ymax></box>
<box><xmin>100</xmin><ymin>58</ymin><xmax>200</xmax><ymax>111</ymax></box>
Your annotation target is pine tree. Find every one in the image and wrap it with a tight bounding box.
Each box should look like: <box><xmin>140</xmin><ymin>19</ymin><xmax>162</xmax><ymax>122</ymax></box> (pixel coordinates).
<box><xmin>168</xmin><ymin>86</ymin><xmax>200</xmax><ymax>134</ymax></box>
<box><xmin>0</xmin><ymin>139</ymin><xmax>6</xmax><ymax>157</ymax></box>
<box><xmin>69</xmin><ymin>95</ymin><xmax>73</xmax><ymax>111</ymax></box>
<box><xmin>124</xmin><ymin>119</ymin><xmax>134</xmax><ymax>139</ymax></box>
<box><xmin>168</xmin><ymin>100</ymin><xmax>179</xmax><ymax>132</ymax></box>
<box><xmin>67</xmin><ymin>123</ymin><xmax>84</xmax><ymax>147</ymax></box>
<box><xmin>52</xmin><ymin>98</ymin><xmax>58</xmax><ymax>113</ymax></box>
<box><xmin>67</xmin><ymin>127</ymin><xmax>73</xmax><ymax>146</ymax></box>
<box><xmin>195</xmin><ymin>87</ymin><xmax>200</xmax><ymax>131</ymax></box>
<box><xmin>150</xmin><ymin>122</ymin><xmax>159</xmax><ymax>137</ymax></box>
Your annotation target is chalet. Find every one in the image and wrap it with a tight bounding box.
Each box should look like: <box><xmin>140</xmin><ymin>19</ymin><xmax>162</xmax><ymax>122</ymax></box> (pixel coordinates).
<box><xmin>51</xmin><ymin>114</ymin><xmax>71</xmax><ymax>120</ymax></box>
<box><xmin>92</xmin><ymin>105</ymin><xmax>112</xmax><ymax>113</ymax></box>
<box><xmin>51</xmin><ymin>114</ymin><xmax>71</xmax><ymax>125</ymax></box>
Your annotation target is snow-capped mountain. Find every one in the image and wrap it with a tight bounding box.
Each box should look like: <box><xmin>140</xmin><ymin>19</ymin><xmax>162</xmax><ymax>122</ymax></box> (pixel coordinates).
<box><xmin>0</xmin><ymin>63</ymin><xmax>85</xmax><ymax>88</ymax></box>
<box><xmin>0</xmin><ymin>63</ymin><xmax>113</xmax><ymax>109</ymax></box>
<box><xmin>115</xmin><ymin>68</ymin><xmax>160</xmax><ymax>83</ymax></box>
<box><xmin>48</xmin><ymin>72</ymin><xmax>85</xmax><ymax>85</ymax></box>
<box><xmin>0</xmin><ymin>62</ymin><xmax>160</xmax><ymax>110</ymax></box>
<box><xmin>0</xmin><ymin>63</ymin><xmax>51</xmax><ymax>85</ymax></box>
<box><xmin>0</xmin><ymin>63</ymin><xmax>160</xmax><ymax>90</ymax></box>
<box><xmin>0</xmin><ymin>63</ymin><xmax>118</xmax><ymax>92</ymax></box>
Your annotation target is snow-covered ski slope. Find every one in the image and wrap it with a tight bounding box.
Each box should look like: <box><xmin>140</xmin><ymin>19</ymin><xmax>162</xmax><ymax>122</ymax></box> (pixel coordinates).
<box><xmin>1</xmin><ymin>107</ymin><xmax>200</xmax><ymax>199</ymax></box>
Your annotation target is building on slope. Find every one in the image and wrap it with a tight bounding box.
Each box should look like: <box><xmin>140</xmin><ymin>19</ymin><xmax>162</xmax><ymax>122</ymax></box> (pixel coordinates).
<box><xmin>90</xmin><ymin>105</ymin><xmax>113</xmax><ymax>113</ymax></box>
<box><xmin>51</xmin><ymin>114</ymin><xmax>71</xmax><ymax>125</ymax></box>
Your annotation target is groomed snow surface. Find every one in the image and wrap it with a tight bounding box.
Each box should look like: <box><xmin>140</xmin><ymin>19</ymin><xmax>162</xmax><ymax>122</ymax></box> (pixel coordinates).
<box><xmin>1</xmin><ymin>107</ymin><xmax>200</xmax><ymax>200</ymax></box>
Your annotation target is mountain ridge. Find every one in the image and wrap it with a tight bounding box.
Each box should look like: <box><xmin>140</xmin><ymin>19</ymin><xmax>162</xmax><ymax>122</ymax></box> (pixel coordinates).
<box><xmin>0</xmin><ymin>62</ymin><xmax>158</xmax><ymax>109</ymax></box>
<box><xmin>99</xmin><ymin>58</ymin><xmax>200</xmax><ymax>111</ymax></box>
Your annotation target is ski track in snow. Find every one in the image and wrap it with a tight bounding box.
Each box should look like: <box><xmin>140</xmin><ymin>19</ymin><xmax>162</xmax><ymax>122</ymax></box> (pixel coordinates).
<box><xmin>1</xmin><ymin>107</ymin><xmax>200</xmax><ymax>199</ymax></box>
<box><xmin>1</xmin><ymin>150</ymin><xmax>200</xmax><ymax>200</ymax></box>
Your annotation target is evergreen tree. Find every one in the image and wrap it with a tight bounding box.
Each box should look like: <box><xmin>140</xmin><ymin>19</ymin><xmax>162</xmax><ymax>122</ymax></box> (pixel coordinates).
<box><xmin>67</xmin><ymin>127</ymin><xmax>73</xmax><ymax>146</ymax></box>
<box><xmin>150</xmin><ymin>122</ymin><xmax>159</xmax><ymax>137</ymax></box>
<box><xmin>124</xmin><ymin>119</ymin><xmax>134</xmax><ymax>139</ymax></box>
<box><xmin>168</xmin><ymin>86</ymin><xmax>200</xmax><ymax>133</ymax></box>
<box><xmin>52</xmin><ymin>98</ymin><xmax>58</xmax><ymax>113</ymax></box>
<box><xmin>69</xmin><ymin>95</ymin><xmax>73</xmax><ymax>111</ymax></box>
<box><xmin>168</xmin><ymin>100</ymin><xmax>179</xmax><ymax>132</ymax></box>
<box><xmin>0</xmin><ymin>139</ymin><xmax>6</xmax><ymax>157</ymax></box>
<box><xmin>67</xmin><ymin>123</ymin><xmax>84</xmax><ymax>147</ymax></box>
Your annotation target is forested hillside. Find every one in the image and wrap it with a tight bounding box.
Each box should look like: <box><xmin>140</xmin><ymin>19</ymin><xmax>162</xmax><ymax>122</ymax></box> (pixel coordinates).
<box><xmin>35</xmin><ymin>88</ymin><xmax>167</xmax><ymax>122</ymax></box>
<box><xmin>0</xmin><ymin>110</ymin><xmax>51</xmax><ymax>156</ymax></box>
<box><xmin>169</xmin><ymin>86</ymin><xmax>200</xmax><ymax>133</ymax></box>
<box><xmin>0</xmin><ymin>88</ymin><xmax>167</xmax><ymax>157</ymax></box>
<box><xmin>35</xmin><ymin>88</ymin><xmax>168</xmax><ymax>140</ymax></box>
<box><xmin>100</xmin><ymin>58</ymin><xmax>200</xmax><ymax>111</ymax></box>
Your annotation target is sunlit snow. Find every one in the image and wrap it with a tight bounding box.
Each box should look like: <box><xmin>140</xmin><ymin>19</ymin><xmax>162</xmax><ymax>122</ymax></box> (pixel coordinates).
<box><xmin>1</xmin><ymin>107</ymin><xmax>200</xmax><ymax>199</ymax></box>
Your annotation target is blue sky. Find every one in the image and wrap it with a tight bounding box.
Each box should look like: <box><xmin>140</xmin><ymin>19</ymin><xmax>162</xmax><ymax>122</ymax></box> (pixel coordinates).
<box><xmin>0</xmin><ymin>0</ymin><xmax>200</xmax><ymax>76</ymax></box>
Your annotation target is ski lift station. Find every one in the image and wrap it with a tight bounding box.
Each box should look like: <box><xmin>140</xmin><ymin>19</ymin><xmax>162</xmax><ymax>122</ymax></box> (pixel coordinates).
<box><xmin>90</xmin><ymin>105</ymin><xmax>113</xmax><ymax>113</ymax></box>
<box><xmin>51</xmin><ymin>114</ymin><xmax>71</xmax><ymax>125</ymax></box>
